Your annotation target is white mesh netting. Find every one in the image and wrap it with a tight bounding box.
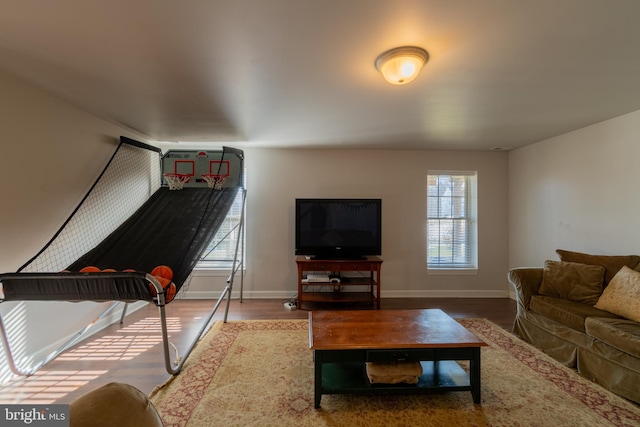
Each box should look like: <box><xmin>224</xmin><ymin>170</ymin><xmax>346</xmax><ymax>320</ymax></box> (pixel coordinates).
<box><xmin>20</xmin><ymin>142</ymin><xmax>161</xmax><ymax>273</ymax></box>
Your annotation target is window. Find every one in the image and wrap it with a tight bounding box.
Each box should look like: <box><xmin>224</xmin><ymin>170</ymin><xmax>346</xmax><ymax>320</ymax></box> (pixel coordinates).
<box><xmin>427</xmin><ymin>171</ymin><xmax>477</xmax><ymax>270</ymax></box>
<box><xmin>197</xmin><ymin>186</ymin><xmax>246</xmax><ymax>270</ymax></box>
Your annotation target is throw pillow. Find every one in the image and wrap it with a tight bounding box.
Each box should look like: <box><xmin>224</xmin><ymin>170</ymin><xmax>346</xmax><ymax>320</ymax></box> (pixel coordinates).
<box><xmin>556</xmin><ymin>249</ymin><xmax>640</xmax><ymax>286</ymax></box>
<box><xmin>595</xmin><ymin>266</ymin><xmax>640</xmax><ymax>322</ymax></box>
<box><xmin>539</xmin><ymin>260</ymin><xmax>605</xmax><ymax>305</ymax></box>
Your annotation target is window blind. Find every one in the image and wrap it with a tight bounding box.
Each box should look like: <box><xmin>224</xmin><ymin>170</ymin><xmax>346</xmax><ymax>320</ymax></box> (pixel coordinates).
<box><xmin>427</xmin><ymin>171</ymin><xmax>477</xmax><ymax>269</ymax></box>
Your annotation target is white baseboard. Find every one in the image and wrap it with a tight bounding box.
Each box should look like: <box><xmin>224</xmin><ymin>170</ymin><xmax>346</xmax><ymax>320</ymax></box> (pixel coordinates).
<box><xmin>181</xmin><ymin>290</ymin><xmax>295</xmax><ymax>300</ymax></box>
<box><xmin>181</xmin><ymin>289</ymin><xmax>512</xmax><ymax>299</ymax></box>
<box><xmin>381</xmin><ymin>289</ymin><xmax>511</xmax><ymax>298</ymax></box>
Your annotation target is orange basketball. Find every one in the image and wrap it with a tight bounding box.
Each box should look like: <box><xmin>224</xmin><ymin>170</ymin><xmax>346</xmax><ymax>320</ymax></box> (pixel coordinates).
<box><xmin>149</xmin><ymin>276</ymin><xmax>169</xmax><ymax>297</ymax></box>
<box><xmin>151</xmin><ymin>265</ymin><xmax>173</xmax><ymax>281</ymax></box>
<box><xmin>165</xmin><ymin>282</ymin><xmax>177</xmax><ymax>303</ymax></box>
<box><xmin>80</xmin><ymin>266</ymin><xmax>101</xmax><ymax>273</ymax></box>
<box><xmin>149</xmin><ymin>276</ymin><xmax>176</xmax><ymax>303</ymax></box>
<box><xmin>156</xmin><ymin>276</ymin><xmax>171</xmax><ymax>287</ymax></box>
<box><xmin>122</xmin><ymin>269</ymin><xmax>136</xmax><ymax>272</ymax></box>
<box><xmin>102</xmin><ymin>268</ymin><xmax>117</xmax><ymax>272</ymax></box>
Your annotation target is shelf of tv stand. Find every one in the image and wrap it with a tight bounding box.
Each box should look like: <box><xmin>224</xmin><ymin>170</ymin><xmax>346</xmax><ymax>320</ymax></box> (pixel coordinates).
<box><xmin>296</xmin><ymin>256</ymin><xmax>382</xmax><ymax>309</ymax></box>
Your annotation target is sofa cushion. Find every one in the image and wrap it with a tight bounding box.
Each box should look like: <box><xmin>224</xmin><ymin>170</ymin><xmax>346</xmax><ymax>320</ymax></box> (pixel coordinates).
<box><xmin>585</xmin><ymin>317</ymin><xmax>640</xmax><ymax>358</ymax></box>
<box><xmin>530</xmin><ymin>295</ymin><xmax>620</xmax><ymax>332</ymax></box>
<box><xmin>594</xmin><ymin>266</ymin><xmax>640</xmax><ymax>322</ymax></box>
<box><xmin>556</xmin><ymin>249</ymin><xmax>640</xmax><ymax>286</ymax></box>
<box><xmin>539</xmin><ymin>260</ymin><xmax>605</xmax><ymax>305</ymax></box>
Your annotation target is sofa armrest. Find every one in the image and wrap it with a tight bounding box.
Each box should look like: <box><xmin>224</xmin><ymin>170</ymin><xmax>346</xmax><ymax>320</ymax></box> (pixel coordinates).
<box><xmin>508</xmin><ymin>267</ymin><xmax>543</xmax><ymax>316</ymax></box>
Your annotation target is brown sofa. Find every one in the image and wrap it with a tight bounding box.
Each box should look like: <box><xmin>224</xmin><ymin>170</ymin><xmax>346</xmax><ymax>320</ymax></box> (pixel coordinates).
<box><xmin>509</xmin><ymin>250</ymin><xmax>640</xmax><ymax>405</ymax></box>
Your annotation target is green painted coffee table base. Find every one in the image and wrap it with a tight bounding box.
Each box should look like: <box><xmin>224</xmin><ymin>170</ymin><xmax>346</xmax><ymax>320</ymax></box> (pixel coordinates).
<box><xmin>312</xmin><ymin>347</ymin><xmax>481</xmax><ymax>408</ymax></box>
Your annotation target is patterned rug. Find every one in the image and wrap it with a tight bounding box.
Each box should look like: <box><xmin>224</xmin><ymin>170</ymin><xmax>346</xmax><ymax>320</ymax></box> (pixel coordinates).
<box><xmin>150</xmin><ymin>318</ymin><xmax>640</xmax><ymax>426</ymax></box>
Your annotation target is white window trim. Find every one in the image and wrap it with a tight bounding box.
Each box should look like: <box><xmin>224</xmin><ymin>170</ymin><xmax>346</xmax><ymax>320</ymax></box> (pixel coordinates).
<box><xmin>426</xmin><ymin>170</ymin><xmax>478</xmax><ymax>272</ymax></box>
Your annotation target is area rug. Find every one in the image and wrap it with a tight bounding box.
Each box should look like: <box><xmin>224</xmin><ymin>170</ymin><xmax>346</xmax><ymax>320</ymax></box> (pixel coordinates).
<box><xmin>150</xmin><ymin>319</ymin><xmax>640</xmax><ymax>427</ymax></box>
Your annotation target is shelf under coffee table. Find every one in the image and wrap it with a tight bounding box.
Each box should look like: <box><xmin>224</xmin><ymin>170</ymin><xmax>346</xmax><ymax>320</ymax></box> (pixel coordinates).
<box><xmin>308</xmin><ymin>309</ymin><xmax>487</xmax><ymax>408</ymax></box>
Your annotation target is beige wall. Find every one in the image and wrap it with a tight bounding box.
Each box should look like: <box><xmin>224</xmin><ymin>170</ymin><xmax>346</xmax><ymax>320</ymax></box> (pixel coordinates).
<box><xmin>186</xmin><ymin>147</ymin><xmax>510</xmax><ymax>299</ymax></box>
<box><xmin>0</xmin><ymin>71</ymin><xmax>149</xmax><ymax>272</ymax></box>
<box><xmin>508</xmin><ymin>109</ymin><xmax>640</xmax><ymax>270</ymax></box>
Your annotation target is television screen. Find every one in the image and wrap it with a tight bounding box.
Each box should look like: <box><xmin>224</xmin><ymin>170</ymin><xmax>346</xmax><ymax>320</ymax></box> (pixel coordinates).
<box><xmin>295</xmin><ymin>198</ymin><xmax>382</xmax><ymax>259</ymax></box>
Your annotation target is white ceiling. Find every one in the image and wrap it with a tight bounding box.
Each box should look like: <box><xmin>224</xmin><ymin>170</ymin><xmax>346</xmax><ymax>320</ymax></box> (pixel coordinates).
<box><xmin>1</xmin><ymin>0</ymin><xmax>640</xmax><ymax>151</ymax></box>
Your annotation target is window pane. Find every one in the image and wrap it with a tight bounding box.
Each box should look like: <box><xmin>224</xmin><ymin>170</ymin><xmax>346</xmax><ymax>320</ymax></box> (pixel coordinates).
<box><xmin>427</xmin><ymin>196</ymin><xmax>439</xmax><ymax>217</ymax></box>
<box><xmin>427</xmin><ymin>172</ymin><xmax>477</xmax><ymax>269</ymax></box>
<box><xmin>451</xmin><ymin>176</ymin><xmax>466</xmax><ymax>197</ymax></box>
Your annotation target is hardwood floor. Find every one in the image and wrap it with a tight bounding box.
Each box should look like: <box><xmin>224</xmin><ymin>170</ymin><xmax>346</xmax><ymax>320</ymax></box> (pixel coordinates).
<box><xmin>0</xmin><ymin>297</ymin><xmax>516</xmax><ymax>405</ymax></box>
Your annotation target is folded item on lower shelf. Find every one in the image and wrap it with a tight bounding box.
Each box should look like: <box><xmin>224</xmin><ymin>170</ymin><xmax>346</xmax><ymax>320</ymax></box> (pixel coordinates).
<box><xmin>365</xmin><ymin>361</ymin><xmax>423</xmax><ymax>384</ymax></box>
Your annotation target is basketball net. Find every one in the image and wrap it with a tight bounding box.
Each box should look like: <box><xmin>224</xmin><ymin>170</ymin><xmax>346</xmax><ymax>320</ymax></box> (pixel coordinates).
<box><xmin>164</xmin><ymin>173</ymin><xmax>191</xmax><ymax>190</ymax></box>
<box><xmin>202</xmin><ymin>174</ymin><xmax>227</xmax><ymax>190</ymax></box>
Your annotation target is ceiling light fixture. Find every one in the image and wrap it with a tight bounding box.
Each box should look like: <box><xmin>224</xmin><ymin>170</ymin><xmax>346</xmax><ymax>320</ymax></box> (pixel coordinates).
<box><xmin>375</xmin><ymin>46</ymin><xmax>429</xmax><ymax>85</ymax></box>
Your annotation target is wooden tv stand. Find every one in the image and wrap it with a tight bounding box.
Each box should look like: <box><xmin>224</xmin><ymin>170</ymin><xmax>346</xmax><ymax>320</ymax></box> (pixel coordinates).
<box><xmin>295</xmin><ymin>256</ymin><xmax>382</xmax><ymax>309</ymax></box>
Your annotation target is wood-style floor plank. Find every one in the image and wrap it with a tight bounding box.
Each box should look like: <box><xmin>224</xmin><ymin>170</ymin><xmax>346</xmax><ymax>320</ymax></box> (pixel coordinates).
<box><xmin>0</xmin><ymin>298</ymin><xmax>516</xmax><ymax>404</ymax></box>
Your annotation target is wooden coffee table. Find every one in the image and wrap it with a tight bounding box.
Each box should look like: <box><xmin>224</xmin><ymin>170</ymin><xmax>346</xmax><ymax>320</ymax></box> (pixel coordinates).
<box><xmin>308</xmin><ymin>309</ymin><xmax>487</xmax><ymax>408</ymax></box>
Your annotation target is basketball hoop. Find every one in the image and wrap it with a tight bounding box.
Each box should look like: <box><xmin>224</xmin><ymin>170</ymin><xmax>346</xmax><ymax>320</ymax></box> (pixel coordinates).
<box><xmin>202</xmin><ymin>174</ymin><xmax>227</xmax><ymax>190</ymax></box>
<box><xmin>163</xmin><ymin>173</ymin><xmax>191</xmax><ymax>190</ymax></box>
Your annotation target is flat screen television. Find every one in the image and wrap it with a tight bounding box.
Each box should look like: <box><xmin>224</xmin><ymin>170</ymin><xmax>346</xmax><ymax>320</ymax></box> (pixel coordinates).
<box><xmin>295</xmin><ymin>198</ymin><xmax>382</xmax><ymax>259</ymax></box>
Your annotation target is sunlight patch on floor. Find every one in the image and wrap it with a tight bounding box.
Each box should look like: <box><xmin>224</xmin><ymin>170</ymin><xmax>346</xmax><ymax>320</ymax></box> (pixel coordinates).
<box><xmin>0</xmin><ymin>316</ymin><xmax>184</xmax><ymax>403</ymax></box>
<box><xmin>57</xmin><ymin>317</ymin><xmax>183</xmax><ymax>361</ymax></box>
<box><xmin>0</xmin><ymin>370</ymin><xmax>107</xmax><ymax>404</ymax></box>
